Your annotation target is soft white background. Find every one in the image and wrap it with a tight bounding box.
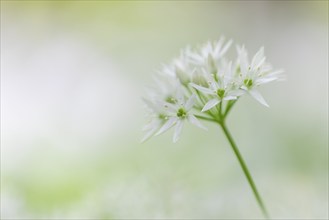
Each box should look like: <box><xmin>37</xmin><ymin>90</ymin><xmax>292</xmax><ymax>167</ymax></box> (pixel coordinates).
<box><xmin>1</xmin><ymin>1</ymin><xmax>328</xmax><ymax>219</ymax></box>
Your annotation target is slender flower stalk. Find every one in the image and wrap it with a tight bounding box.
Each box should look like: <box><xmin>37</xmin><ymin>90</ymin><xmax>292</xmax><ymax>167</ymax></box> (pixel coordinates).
<box><xmin>142</xmin><ymin>37</ymin><xmax>283</xmax><ymax>218</ymax></box>
<box><xmin>219</xmin><ymin>121</ymin><xmax>269</xmax><ymax>219</ymax></box>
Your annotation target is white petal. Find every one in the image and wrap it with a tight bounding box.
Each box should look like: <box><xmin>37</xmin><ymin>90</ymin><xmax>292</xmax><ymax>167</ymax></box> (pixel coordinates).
<box><xmin>173</xmin><ymin>120</ymin><xmax>184</xmax><ymax>143</ymax></box>
<box><xmin>224</xmin><ymin>61</ymin><xmax>233</xmax><ymax>78</ymax></box>
<box><xmin>201</xmin><ymin>68</ymin><xmax>217</xmax><ymax>90</ymax></box>
<box><xmin>155</xmin><ymin>117</ymin><xmax>178</xmax><ymax>136</ymax></box>
<box><xmin>184</xmin><ymin>94</ymin><xmax>196</xmax><ymax>111</ymax></box>
<box><xmin>175</xmin><ymin>86</ymin><xmax>185</xmax><ymax>104</ymax></box>
<box><xmin>142</xmin><ymin>120</ymin><xmax>159</xmax><ymax>131</ymax></box>
<box><xmin>188</xmin><ymin>53</ymin><xmax>203</xmax><ymax>64</ymax></box>
<box><xmin>213</xmin><ymin>39</ymin><xmax>223</xmax><ymax>55</ymax></box>
<box><xmin>237</xmin><ymin>45</ymin><xmax>249</xmax><ymax>74</ymax></box>
<box><xmin>228</xmin><ymin>89</ymin><xmax>245</xmax><ymax>97</ymax></box>
<box><xmin>249</xmin><ymin>89</ymin><xmax>269</xmax><ymax>107</ymax></box>
<box><xmin>207</xmin><ymin>54</ymin><xmax>217</xmax><ymax>73</ymax></box>
<box><xmin>219</xmin><ymin>39</ymin><xmax>233</xmax><ymax>57</ymax></box>
<box><xmin>142</xmin><ymin>98</ymin><xmax>159</xmax><ymax>112</ymax></box>
<box><xmin>223</xmin><ymin>96</ymin><xmax>237</xmax><ymax>101</ymax></box>
<box><xmin>141</xmin><ymin>119</ymin><xmax>164</xmax><ymax>142</ymax></box>
<box><xmin>202</xmin><ymin>99</ymin><xmax>220</xmax><ymax>112</ymax></box>
<box><xmin>141</xmin><ymin>126</ymin><xmax>158</xmax><ymax>143</ymax></box>
<box><xmin>209</xmin><ymin>80</ymin><xmax>219</xmax><ymax>91</ymax></box>
<box><xmin>188</xmin><ymin>114</ymin><xmax>207</xmax><ymax>130</ymax></box>
<box><xmin>267</xmin><ymin>69</ymin><xmax>284</xmax><ymax>77</ymax></box>
<box><xmin>255</xmin><ymin>57</ymin><xmax>266</xmax><ymax>69</ymax></box>
<box><xmin>216</xmin><ymin>78</ymin><xmax>223</xmax><ymax>89</ymax></box>
<box><xmin>158</xmin><ymin>100</ymin><xmax>176</xmax><ymax>114</ymax></box>
<box><xmin>190</xmin><ymin>83</ymin><xmax>214</xmax><ymax>95</ymax></box>
<box><xmin>265</xmin><ymin>70</ymin><xmax>285</xmax><ymax>81</ymax></box>
<box><xmin>251</xmin><ymin>47</ymin><xmax>265</xmax><ymax>68</ymax></box>
<box><xmin>255</xmin><ymin>77</ymin><xmax>278</xmax><ymax>85</ymax></box>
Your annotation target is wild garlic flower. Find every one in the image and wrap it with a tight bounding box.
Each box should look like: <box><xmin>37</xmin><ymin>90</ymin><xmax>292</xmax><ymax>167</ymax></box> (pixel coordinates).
<box><xmin>190</xmin><ymin>62</ymin><xmax>244</xmax><ymax>112</ymax></box>
<box><xmin>143</xmin><ymin>84</ymin><xmax>206</xmax><ymax>142</ymax></box>
<box><xmin>142</xmin><ymin>37</ymin><xmax>283</xmax><ymax>142</ymax></box>
<box><xmin>236</xmin><ymin>46</ymin><xmax>284</xmax><ymax>107</ymax></box>
<box><xmin>187</xmin><ymin>37</ymin><xmax>232</xmax><ymax>67</ymax></box>
<box><xmin>141</xmin><ymin>98</ymin><xmax>168</xmax><ymax>142</ymax></box>
<box><xmin>142</xmin><ymin>37</ymin><xmax>282</xmax><ymax>218</ymax></box>
<box><xmin>155</xmin><ymin>92</ymin><xmax>207</xmax><ymax>143</ymax></box>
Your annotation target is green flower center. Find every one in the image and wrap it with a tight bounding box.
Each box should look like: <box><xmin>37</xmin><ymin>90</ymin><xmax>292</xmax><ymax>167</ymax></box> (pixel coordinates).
<box><xmin>165</xmin><ymin>96</ymin><xmax>177</xmax><ymax>104</ymax></box>
<box><xmin>244</xmin><ymin>78</ymin><xmax>253</xmax><ymax>88</ymax></box>
<box><xmin>158</xmin><ymin>114</ymin><xmax>167</xmax><ymax>120</ymax></box>
<box><xmin>176</xmin><ymin>108</ymin><xmax>187</xmax><ymax>118</ymax></box>
<box><xmin>216</xmin><ymin>89</ymin><xmax>225</xmax><ymax>98</ymax></box>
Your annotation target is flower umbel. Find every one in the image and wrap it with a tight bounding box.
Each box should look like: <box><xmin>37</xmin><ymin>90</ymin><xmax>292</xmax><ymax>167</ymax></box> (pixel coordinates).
<box><xmin>143</xmin><ymin>37</ymin><xmax>283</xmax><ymax>142</ymax></box>
<box><xmin>142</xmin><ymin>37</ymin><xmax>283</xmax><ymax>219</ymax></box>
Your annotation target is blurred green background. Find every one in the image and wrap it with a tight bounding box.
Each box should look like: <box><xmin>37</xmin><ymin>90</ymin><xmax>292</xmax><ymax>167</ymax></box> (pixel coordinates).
<box><xmin>1</xmin><ymin>1</ymin><xmax>328</xmax><ymax>219</ymax></box>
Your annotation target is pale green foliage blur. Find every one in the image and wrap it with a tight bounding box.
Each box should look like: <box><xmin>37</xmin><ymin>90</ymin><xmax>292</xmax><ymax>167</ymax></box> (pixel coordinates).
<box><xmin>1</xmin><ymin>1</ymin><xmax>328</xmax><ymax>219</ymax></box>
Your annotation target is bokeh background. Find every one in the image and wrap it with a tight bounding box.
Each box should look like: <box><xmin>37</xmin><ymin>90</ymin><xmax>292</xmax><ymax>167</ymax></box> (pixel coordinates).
<box><xmin>1</xmin><ymin>1</ymin><xmax>328</xmax><ymax>219</ymax></box>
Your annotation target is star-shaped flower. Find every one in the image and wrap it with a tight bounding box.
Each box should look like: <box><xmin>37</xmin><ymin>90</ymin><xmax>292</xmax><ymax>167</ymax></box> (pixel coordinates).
<box><xmin>155</xmin><ymin>92</ymin><xmax>206</xmax><ymax>143</ymax></box>
<box><xmin>236</xmin><ymin>46</ymin><xmax>284</xmax><ymax>107</ymax></box>
<box><xmin>190</xmin><ymin>62</ymin><xmax>244</xmax><ymax>112</ymax></box>
<box><xmin>142</xmin><ymin>37</ymin><xmax>283</xmax><ymax>143</ymax></box>
<box><xmin>187</xmin><ymin>37</ymin><xmax>233</xmax><ymax>67</ymax></box>
<box><xmin>141</xmin><ymin>98</ymin><xmax>169</xmax><ymax>143</ymax></box>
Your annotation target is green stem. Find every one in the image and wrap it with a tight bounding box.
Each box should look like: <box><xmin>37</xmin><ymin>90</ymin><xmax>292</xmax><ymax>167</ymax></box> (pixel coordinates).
<box><xmin>195</xmin><ymin>115</ymin><xmax>218</xmax><ymax>123</ymax></box>
<box><xmin>223</xmin><ymin>100</ymin><xmax>237</xmax><ymax>118</ymax></box>
<box><xmin>219</xmin><ymin>121</ymin><xmax>270</xmax><ymax>219</ymax></box>
<box><xmin>218</xmin><ymin>101</ymin><xmax>223</xmax><ymax>119</ymax></box>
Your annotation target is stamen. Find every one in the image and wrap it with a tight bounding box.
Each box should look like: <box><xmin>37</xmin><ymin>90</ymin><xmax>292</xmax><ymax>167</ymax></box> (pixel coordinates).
<box><xmin>176</xmin><ymin>108</ymin><xmax>187</xmax><ymax>118</ymax></box>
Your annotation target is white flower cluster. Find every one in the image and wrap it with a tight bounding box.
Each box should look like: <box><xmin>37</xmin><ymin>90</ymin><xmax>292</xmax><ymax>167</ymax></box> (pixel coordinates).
<box><xmin>143</xmin><ymin>37</ymin><xmax>283</xmax><ymax>142</ymax></box>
